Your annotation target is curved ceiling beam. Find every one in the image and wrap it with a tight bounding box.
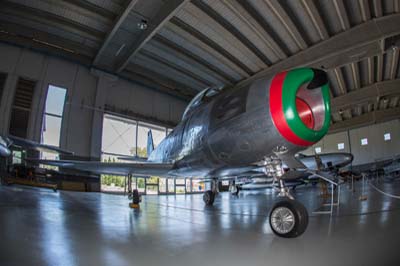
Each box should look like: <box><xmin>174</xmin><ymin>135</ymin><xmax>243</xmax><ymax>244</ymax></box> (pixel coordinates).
<box><xmin>331</xmin><ymin>79</ymin><xmax>400</xmax><ymax>112</ymax></box>
<box><xmin>236</xmin><ymin>14</ymin><xmax>400</xmax><ymax>89</ymax></box>
<box><xmin>115</xmin><ymin>0</ymin><xmax>189</xmax><ymax>73</ymax></box>
<box><xmin>93</xmin><ymin>0</ymin><xmax>139</xmax><ymax>65</ymax></box>
<box><xmin>330</xmin><ymin>106</ymin><xmax>400</xmax><ymax>133</ymax></box>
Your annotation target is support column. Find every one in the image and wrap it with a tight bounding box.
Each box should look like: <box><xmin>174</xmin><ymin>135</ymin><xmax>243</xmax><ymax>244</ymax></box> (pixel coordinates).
<box><xmin>89</xmin><ymin>69</ymin><xmax>118</xmax><ymax>160</ymax></box>
<box><xmin>0</xmin><ymin>74</ymin><xmax>18</xmax><ymax>135</ymax></box>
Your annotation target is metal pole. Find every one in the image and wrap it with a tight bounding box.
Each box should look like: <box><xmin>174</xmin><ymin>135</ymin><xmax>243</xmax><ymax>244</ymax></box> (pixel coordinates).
<box><xmin>135</xmin><ymin>121</ymin><xmax>138</xmax><ymax>156</ymax></box>
<box><xmin>331</xmin><ymin>184</ymin><xmax>334</xmax><ymax>215</ymax></box>
<box><xmin>124</xmin><ymin>176</ymin><xmax>127</xmax><ymax>195</ymax></box>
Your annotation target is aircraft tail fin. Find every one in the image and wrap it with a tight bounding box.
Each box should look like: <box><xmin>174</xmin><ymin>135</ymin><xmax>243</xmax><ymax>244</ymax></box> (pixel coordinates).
<box><xmin>147</xmin><ymin>130</ymin><xmax>154</xmax><ymax>156</ymax></box>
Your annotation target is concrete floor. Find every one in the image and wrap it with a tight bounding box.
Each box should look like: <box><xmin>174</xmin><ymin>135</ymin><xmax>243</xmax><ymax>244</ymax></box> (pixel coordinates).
<box><xmin>1</xmin><ymin>180</ymin><xmax>400</xmax><ymax>266</ymax></box>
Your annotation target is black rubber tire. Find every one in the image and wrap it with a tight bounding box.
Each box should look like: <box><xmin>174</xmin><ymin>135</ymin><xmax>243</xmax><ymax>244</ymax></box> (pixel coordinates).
<box><xmin>269</xmin><ymin>199</ymin><xmax>309</xmax><ymax>238</ymax></box>
<box><xmin>203</xmin><ymin>190</ymin><xmax>215</xmax><ymax>205</ymax></box>
<box><xmin>132</xmin><ymin>189</ymin><xmax>141</xmax><ymax>204</ymax></box>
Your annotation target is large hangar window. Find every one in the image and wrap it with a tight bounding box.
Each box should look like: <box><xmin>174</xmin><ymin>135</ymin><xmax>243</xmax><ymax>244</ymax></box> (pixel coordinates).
<box><xmin>101</xmin><ymin>114</ymin><xmax>168</xmax><ymax>194</ymax></box>
<box><xmin>102</xmin><ymin>114</ymin><xmax>137</xmax><ymax>157</ymax></box>
<box><xmin>100</xmin><ymin>115</ymin><xmax>205</xmax><ymax>195</ymax></box>
<box><xmin>101</xmin><ymin>114</ymin><xmax>137</xmax><ymax>193</ymax></box>
<box><xmin>137</xmin><ymin>122</ymin><xmax>166</xmax><ymax>157</ymax></box>
<box><xmin>41</xmin><ymin>85</ymin><xmax>67</xmax><ymax>160</ymax></box>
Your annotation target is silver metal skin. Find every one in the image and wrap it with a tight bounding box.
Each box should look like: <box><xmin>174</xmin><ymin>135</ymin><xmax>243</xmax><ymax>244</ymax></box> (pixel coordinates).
<box><xmin>147</xmin><ymin>76</ymin><xmax>318</xmax><ymax>178</ymax></box>
<box><xmin>296</xmin><ymin>153</ymin><xmax>354</xmax><ymax>170</ymax></box>
<box><xmin>33</xmin><ymin>70</ymin><xmax>345</xmax><ymax>181</ymax></box>
<box><xmin>270</xmin><ymin>207</ymin><xmax>296</xmax><ymax>235</ymax></box>
<box><xmin>0</xmin><ymin>136</ymin><xmax>11</xmax><ymax>157</ymax></box>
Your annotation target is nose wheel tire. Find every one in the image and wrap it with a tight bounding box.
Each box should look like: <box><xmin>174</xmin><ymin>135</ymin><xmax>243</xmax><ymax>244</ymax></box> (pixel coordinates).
<box><xmin>269</xmin><ymin>199</ymin><xmax>308</xmax><ymax>238</ymax></box>
<box><xmin>203</xmin><ymin>190</ymin><xmax>215</xmax><ymax>205</ymax></box>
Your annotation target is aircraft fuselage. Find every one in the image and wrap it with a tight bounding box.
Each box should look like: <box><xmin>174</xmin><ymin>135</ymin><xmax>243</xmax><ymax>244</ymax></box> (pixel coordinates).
<box><xmin>149</xmin><ymin>68</ymin><xmax>331</xmax><ymax>178</ymax></box>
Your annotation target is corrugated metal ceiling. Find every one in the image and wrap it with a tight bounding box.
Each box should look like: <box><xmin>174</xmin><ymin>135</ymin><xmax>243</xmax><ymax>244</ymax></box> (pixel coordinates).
<box><xmin>0</xmin><ymin>0</ymin><xmax>399</xmax><ymax>131</ymax></box>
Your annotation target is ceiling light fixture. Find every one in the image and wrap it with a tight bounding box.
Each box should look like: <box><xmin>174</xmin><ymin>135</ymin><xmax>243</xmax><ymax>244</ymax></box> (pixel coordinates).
<box><xmin>138</xmin><ymin>19</ymin><xmax>148</xmax><ymax>30</ymax></box>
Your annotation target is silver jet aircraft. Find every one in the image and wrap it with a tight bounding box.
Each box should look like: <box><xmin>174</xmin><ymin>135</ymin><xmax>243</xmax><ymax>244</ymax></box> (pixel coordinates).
<box><xmin>34</xmin><ymin>67</ymin><xmax>337</xmax><ymax>238</ymax></box>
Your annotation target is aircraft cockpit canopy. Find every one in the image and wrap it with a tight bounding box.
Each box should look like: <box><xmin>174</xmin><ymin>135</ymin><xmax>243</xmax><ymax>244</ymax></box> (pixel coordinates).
<box><xmin>182</xmin><ymin>87</ymin><xmax>221</xmax><ymax>120</ymax></box>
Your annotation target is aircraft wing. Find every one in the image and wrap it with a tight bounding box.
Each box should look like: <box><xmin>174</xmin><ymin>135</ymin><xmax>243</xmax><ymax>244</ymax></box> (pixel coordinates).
<box><xmin>29</xmin><ymin>159</ymin><xmax>173</xmax><ymax>177</ymax></box>
<box><xmin>278</xmin><ymin>152</ymin><xmax>307</xmax><ymax>169</ymax></box>
<box><xmin>8</xmin><ymin>136</ymin><xmax>74</xmax><ymax>155</ymax></box>
<box><xmin>117</xmin><ymin>156</ymin><xmax>148</xmax><ymax>162</ymax></box>
<box><xmin>296</xmin><ymin>152</ymin><xmax>353</xmax><ymax>170</ymax></box>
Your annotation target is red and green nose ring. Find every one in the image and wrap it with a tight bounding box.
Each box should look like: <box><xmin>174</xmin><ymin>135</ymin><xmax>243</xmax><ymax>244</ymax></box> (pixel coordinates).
<box><xmin>269</xmin><ymin>68</ymin><xmax>331</xmax><ymax>147</ymax></box>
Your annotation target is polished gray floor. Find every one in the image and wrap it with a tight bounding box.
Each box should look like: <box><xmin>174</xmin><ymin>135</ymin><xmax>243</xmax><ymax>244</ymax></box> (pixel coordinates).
<box><xmin>1</xmin><ymin>180</ymin><xmax>400</xmax><ymax>266</ymax></box>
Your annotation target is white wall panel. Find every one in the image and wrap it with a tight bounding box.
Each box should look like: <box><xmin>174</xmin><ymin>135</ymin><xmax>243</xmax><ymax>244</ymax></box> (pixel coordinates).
<box><xmin>303</xmin><ymin>120</ymin><xmax>400</xmax><ymax>165</ymax></box>
<box><xmin>15</xmin><ymin>49</ymin><xmax>46</xmax><ymax>80</ymax></box>
<box><xmin>0</xmin><ymin>43</ymin><xmax>20</xmax><ymax>73</ymax></box>
<box><xmin>0</xmin><ymin>43</ymin><xmax>186</xmax><ymax>157</ymax></box>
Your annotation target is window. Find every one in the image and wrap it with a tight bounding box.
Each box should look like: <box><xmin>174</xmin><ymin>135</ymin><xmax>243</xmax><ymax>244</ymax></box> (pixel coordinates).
<box><xmin>192</xmin><ymin>180</ymin><xmax>205</xmax><ymax>192</ymax></box>
<box><xmin>315</xmin><ymin>147</ymin><xmax>321</xmax><ymax>154</ymax></box>
<box><xmin>182</xmin><ymin>88</ymin><xmax>221</xmax><ymax>120</ymax></box>
<box><xmin>12</xmin><ymin>151</ymin><xmax>22</xmax><ymax>165</ymax></box>
<box><xmin>41</xmin><ymin>85</ymin><xmax>67</xmax><ymax>147</ymax></box>
<box><xmin>137</xmin><ymin>122</ymin><xmax>166</xmax><ymax>157</ymax></box>
<box><xmin>102</xmin><ymin>114</ymin><xmax>137</xmax><ymax>157</ymax></box>
<box><xmin>361</xmin><ymin>138</ymin><xmax>368</xmax><ymax>146</ymax></box>
<box><xmin>137</xmin><ymin>123</ymin><xmax>150</xmax><ymax>157</ymax></box>
<box><xmin>337</xmin><ymin>143</ymin><xmax>345</xmax><ymax>150</ymax></box>
<box><xmin>100</xmin><ymin>114</ymin><xmax>170</xmax><ymax>193</ymax></box>
<box><xmin>221</xmin><ymin>180</ymin><xmax>230</xmax><ymax>186</ymax></box>
<box><xmin>384</xmin><ymin>133</ymin><xmax>391</xmax><ymax>141</ymax></box>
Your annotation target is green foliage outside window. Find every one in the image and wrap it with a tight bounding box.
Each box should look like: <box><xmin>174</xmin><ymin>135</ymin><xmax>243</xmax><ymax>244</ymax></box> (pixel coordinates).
<box><xmin>101</xmin><ymin>147</ymin><xmax>158</xmax><ymax>189</ymax></box>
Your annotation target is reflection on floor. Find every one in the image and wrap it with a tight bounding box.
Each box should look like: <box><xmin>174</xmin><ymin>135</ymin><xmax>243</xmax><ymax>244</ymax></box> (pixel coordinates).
<box><xmin>1</xmin><ymin>180</ymin><xmax>400</xmax><ymax>266</ymax></box>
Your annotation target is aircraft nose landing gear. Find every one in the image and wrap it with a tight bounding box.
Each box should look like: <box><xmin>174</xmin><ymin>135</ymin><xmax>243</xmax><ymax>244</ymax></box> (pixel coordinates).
<box><xmin>265</xmin><ymin>155</ymin><xmax>309</xmax><ymax>237</ymax></box>
<box><xmin>269</xmin><ymin>199</ymin><xmax>308</xmax><ymax>238</ymax></box>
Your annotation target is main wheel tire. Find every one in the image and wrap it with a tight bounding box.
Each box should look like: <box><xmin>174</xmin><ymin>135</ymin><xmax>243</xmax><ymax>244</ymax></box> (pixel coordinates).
<box><xmin>203</xmin><ymin>190</ymin><xmax>215</xmax><ymax>205</ymax></box>
<box><xmin>269</xmin><ymin>199</ymin><xmax>308</xmax><ymax>238</ymax></box>
<box><xmin>132</xmin><ymin>189</ymin><xmax>141</xmax><ymax>204</ymax></box>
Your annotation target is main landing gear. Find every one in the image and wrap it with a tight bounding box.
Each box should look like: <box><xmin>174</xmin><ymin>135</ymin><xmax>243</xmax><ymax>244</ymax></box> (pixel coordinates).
<box><xmin>129</xmin><ymin>189</ymin><xmax>142</xmax><ymax>209</ymax></box>
<box><xmin>203</xmin><ymin>179</ymin><xmax>218</xmax><ymax>206</ymax></box>
<box><xmin>127</xmin><ymin>175</ymin><xmax>141</xmax><ymax>209</ymax></box>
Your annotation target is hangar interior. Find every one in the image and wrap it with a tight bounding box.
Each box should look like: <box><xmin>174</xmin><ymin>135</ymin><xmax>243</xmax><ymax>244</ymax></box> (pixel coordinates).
<box><xmin>0</xmin><ymin>0</ymin><xmax>400</xmax><ymax>265</ymax></box>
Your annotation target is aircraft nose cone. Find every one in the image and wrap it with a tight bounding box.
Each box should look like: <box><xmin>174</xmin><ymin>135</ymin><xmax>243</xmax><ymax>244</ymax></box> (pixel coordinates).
<box><xmin>269</xmin><ymin>68</ymin><xmax>331</xmax><ymax>147</ymax></box>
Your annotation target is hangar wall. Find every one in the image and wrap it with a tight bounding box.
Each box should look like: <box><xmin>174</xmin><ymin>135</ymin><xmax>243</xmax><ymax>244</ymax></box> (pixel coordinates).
<box><xmin>303</xmin><ymin>119</ymin><xmax>400</xmax><ymax>166</ymax></box>
<box><xmin>0</xmin><ymin>43</ymin><xmax>187</xmax><ymax>159</ymax></box>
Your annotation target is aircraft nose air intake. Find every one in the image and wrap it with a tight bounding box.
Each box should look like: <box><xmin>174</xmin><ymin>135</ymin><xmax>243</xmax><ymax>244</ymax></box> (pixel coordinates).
<box><xmin>269</xmin><ymin>68</ymin><xmax>331</xmax><ymax>146</ymax></box>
